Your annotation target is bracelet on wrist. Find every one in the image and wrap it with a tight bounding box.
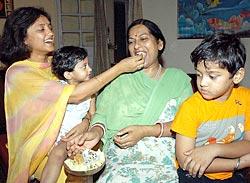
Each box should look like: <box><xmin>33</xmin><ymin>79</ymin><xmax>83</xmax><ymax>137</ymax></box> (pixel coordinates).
<box><xmin>91</xmin><ymin>123</ymin><xmax>106</xmax><ymax>135</ymax></box>
<box><xmin>156</xmin><ymin>122</ymin><xmax>164</xmax><ymax>138</ymax></box>
<box><xmin>234</xmin><ymin>158</ymin><xmax>240</xmax><ymax>172</ymax></box>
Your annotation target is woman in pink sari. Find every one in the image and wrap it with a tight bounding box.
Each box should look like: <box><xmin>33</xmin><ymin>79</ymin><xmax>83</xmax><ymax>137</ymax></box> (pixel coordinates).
<box><xmin>0</xmin><ymin>6</ymin><xmax>144</xmax><ymax>183</ymax></box>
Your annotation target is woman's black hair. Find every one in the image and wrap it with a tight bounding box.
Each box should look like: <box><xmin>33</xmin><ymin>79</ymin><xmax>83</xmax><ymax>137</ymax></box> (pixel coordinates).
<box><xmin>0</xmin><ymin>7</ymin><xmax>51</xmax><ymax>66</ymax></box>
<box><xmin>127</xmin><ymin>19</ymin><xmax>166</xmax><ymax>57</ymax></box>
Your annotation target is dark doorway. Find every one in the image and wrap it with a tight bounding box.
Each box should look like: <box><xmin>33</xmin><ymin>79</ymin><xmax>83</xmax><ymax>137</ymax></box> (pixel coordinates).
<box><xmin>114</xmin><ymin>0</ymin><xmax>128</xmax><ymax>63</ymax></box>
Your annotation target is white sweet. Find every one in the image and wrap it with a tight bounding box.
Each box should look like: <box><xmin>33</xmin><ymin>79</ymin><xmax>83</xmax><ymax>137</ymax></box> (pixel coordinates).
<box><xmin>64</xmin><ymin>149</ymin><xmax>105</xmax><ymax>172</ymax></box>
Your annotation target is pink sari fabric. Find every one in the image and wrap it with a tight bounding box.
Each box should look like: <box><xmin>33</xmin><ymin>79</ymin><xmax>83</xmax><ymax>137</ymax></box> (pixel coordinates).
<box><xmin>4</xmin><ymin>60</ymin><xmax>75</xmax><ymax>183</ymax></box>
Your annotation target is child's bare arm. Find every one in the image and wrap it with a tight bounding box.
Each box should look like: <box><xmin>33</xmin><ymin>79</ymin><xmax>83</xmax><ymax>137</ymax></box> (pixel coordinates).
<box><xmin>176</xmin><ymin>134</ymin><xmax>220</xmax><ymax>178</ymax></box>
<box><xmin>179</xmin><ymin>131</ymin><xmax>250</xmax><ymax>177</ymax></box>
<box><xmin>207</xmin><ymin>139</ymin><xmax>250</xmax><ymax>158</ymax></box>
<box><xmin>175</xmin><ymin>134</ymin><xmax>197</xmax><ymax>170</ymax></box>
<box><xmin>187</xmin><ymin>152</ymin><xmax>250</xmax><ymax>178</ymax></box>
<box><xmin>199</xmin><ymin>131</ymin><xmax>250</xmax><ymax>172</ymax></box>
<box><xmin>239</xmin><ymin>153</ymin><xmax>250</xmax><ymax>169</ymax></box>
<box><xmin>88</xmin><ymin>95</ymin><xmax>96</xmax><ymax>119</ymax></box>
<box><xmin>203</xmin><ymin>131</ymin><xmax>250</xmax><ymax>158</ymax></box>
<box><xmin>183</xmin><ymin>143</ymin><xmax>249</xmax><ymax>177</ymax></box>
<box><xmin>176</xmin><ymin>133</ymin><xmax>235</xmax><ymax>178</ymax></box>
<box><xmin>69</xmin><ymin>55</ymin><xmax>144</xmax><ymax>103</ymax></box>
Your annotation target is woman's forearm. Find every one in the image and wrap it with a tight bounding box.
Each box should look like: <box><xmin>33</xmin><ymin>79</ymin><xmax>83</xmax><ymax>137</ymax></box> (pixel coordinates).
<box><xmin>142</xmin><ymin>122</ymin><xmax>173</xmax><ymax>138</ymax></box>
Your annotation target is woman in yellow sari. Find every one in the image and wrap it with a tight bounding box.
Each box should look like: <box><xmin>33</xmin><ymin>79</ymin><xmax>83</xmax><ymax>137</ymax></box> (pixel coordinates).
<box><xmin>0</xmin><ymin>7</ymin><xmax>144</xmax><ymax>183</ymax></box>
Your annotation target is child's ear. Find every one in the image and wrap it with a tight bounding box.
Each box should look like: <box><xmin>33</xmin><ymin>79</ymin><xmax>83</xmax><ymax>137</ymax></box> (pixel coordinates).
<box><xmin>63</xmin><ymin>71</ymin><xmax>72</xmax><ymax>80</ymax></box>
<box><xmin>233</xmin><ymin>68</ymin><xmax>245</xmax><ymax>84</ymax></box>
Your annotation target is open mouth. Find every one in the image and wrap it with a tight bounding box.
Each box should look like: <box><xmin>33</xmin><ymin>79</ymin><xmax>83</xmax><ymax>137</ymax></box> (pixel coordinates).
<box><xmin>135</xmin><ymin>51</ymin><xmax>147</xmax><ymax>66</ymax></box>
<box><xmin>135</xmin><ymin>51</ymin><xmax>146</xmax><ymax>58</ymax></box>
<box><xmin>44</xmin><ymin>38</ymin><xmax>54</xmax><ymax>45</ymax></box>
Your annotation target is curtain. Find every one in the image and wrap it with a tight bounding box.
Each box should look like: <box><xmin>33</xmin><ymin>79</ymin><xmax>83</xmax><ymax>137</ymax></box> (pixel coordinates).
<box><xmin>94</xmin><ymin>0</ymin><xmax>143</xmax><ymax>75</ymax></box>
<box><xmin>128</xmin><ymin>0</ymin><xmax>143</xmax><ymax>25</ymax></box>
<box><xmin>94</xmin><ymin>0</ymin><xmax>112</xmax><ymax>75</ymax></box>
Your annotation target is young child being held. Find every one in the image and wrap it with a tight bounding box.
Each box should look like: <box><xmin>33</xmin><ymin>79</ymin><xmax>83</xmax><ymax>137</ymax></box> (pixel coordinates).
<box><xmin>40</xmin><ymin>46</ymin><xmax>144</xmax><ymax>183</ymax></box>
<box><xmin>53</xmin><ymin>46</ymin><xmax>96</xmax><ymax>145</ymax></box>
<box><xmin>171</xmin><ymin>32</ymin><xmax>250</xmax><ymax>183</ymax></box>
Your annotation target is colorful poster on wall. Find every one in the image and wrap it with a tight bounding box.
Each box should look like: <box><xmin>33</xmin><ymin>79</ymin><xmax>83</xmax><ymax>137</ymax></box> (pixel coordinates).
<box><xmin>177</xmin><ymin>0</ymin><xmax>250</xmax><ymax>39</ymax></box>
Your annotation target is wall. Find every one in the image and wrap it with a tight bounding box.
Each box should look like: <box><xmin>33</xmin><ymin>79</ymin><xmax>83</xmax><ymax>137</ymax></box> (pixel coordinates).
<box><xmin>0</xmin><ymin>0</ymin><xmax>249</xmax><ymax>86</ymax></box>
<box><xmin>142</xmin><ymin>0</ymin><xmax>250</xmax><ymax>87</ymax></box>
<box><xmin>0</xmin><ymin>0</ymin><xmax>58</xmax><ymax>47</ymax></box>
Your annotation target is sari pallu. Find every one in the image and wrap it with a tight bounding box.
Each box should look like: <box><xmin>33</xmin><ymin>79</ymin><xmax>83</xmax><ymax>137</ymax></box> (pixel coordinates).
<box><xmin>92</xmin><ymin>67</ymin><xmax>193</xmax><ymax>145</ymax></box>
<box><xmin>5</xmin><ymin>60</ymin><xmax>75</xmax><ymax>183</ymax></box>
<box><xmin>91</xmin><ymin>68</ymin><xmax>193</xmax><ymax>182</ymax></box>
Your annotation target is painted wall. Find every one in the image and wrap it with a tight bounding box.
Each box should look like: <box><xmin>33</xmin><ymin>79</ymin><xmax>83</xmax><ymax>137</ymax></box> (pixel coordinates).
<box><xmin>142</xmin><ymin>0</ymin><xmax>250</xmax><ymax>87</ymax></box>
<box><xmin>0</xmin><ymin>0</ymin><xmax>58</xmax><ymax>47</ymax></box>
<box><xmin>0</xmin><ymin>0</ymin><xmax>249</xmax><ymax>86</ymax></box>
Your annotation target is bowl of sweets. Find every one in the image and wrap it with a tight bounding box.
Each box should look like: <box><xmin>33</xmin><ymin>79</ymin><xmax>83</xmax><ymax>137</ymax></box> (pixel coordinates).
<box><xmin>64</xmin><ymin>149</ymin><xmax>105</xmax><ymax>176</ymax></box>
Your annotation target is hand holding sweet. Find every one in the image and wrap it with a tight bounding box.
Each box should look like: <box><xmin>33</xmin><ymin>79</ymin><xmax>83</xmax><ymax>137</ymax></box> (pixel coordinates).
<box><xmin>113</xmin><ymin>125</ymin><xmax>145</xmax><ymax>149</ymax></box>
<box><xmin>117</xmin><ymin>55</ymin><xmax>144</xmax><ymax>73</ymax></box>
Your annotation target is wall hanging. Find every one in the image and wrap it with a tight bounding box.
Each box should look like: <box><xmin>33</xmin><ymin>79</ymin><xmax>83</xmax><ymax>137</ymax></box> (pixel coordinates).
<box><xmin>177</xmin><ymin>0</ymin><xmax>250</xmax><ymax>39</ymax></box>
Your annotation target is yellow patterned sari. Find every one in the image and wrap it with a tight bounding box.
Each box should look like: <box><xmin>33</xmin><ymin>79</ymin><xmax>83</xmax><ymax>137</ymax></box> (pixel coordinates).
<box><xmin>5</xmin><ymin>60</ymin><xmax>75</xmax><ymax>183</ymax></box>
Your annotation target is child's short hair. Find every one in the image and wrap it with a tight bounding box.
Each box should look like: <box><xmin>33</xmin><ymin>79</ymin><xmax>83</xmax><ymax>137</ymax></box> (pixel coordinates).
<box><xmin>52</xmin><ymin>46</ymin><xmax>88</xmax><ymax>80</ymax></box>
<box><xmin>190</xmin><ymin>32</ymin><xmax>246</xmax><ymax>75</ymax></box>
